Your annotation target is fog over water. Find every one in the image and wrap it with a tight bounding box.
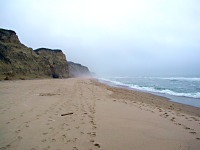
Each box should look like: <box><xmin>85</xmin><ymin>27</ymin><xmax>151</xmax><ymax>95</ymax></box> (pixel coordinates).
<box><xmin>1</xmin><ymin>0</ymin><xmax>200</xmax><ymax>77</ymax></box>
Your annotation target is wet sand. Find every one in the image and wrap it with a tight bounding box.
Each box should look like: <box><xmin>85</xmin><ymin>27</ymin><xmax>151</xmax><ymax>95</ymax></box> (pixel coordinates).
<box><xmin>0</xmin><ymin>78</ymin><xmax>200</xmax><ymax>150</ymax></box>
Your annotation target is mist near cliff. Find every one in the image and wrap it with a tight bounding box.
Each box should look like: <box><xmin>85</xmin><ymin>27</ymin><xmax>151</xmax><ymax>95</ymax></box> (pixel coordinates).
<box><xmin>1</xmin><ymin>0</ymin><xmax>200</xmax><ymax>77</ymax></box>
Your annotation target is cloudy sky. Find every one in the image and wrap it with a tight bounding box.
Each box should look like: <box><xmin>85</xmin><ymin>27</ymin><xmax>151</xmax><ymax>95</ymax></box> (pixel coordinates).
<box><xmin>1</xmin><ymin>0</ymin><xmax>200</xmax><ymax>77</ymax></box>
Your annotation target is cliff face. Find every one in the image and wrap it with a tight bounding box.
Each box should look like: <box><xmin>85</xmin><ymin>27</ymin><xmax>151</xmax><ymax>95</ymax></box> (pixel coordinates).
<box><xmin>68</xmin><ymin>61</ymin><xmax>90</xmax><ymax>77</ymax></box>
<box><xmin>0</xmin><ymin>28</ymin><xmax>69</xmax><ymax>80</ymax></box>
<box><xmin>35</xmin><ymin>48</ymin><xmax>69</xmax><ymax>78</ymax></box>
<box><xmin>0</xmin><ymin>29</ymin><xmax>21</xmax><ymax>44</ymax></box>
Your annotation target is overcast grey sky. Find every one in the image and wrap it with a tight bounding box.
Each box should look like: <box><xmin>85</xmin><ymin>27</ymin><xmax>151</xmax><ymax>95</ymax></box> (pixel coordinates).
<box><xmin>1</xmin><ymin>0</ymin><xmax>200</xmax><ymax>77</ymax></box>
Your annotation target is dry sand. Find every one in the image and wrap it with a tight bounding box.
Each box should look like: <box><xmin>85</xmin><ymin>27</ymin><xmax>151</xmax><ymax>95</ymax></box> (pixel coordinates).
<box><xmin>0</xmin><ymin>78</ymin><xmax>200</xmax><ymax>150</ymax></box>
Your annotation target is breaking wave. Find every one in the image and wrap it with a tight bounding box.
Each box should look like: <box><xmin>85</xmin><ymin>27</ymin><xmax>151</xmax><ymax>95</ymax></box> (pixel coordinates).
<box><xmin>99</xmin><ymin>78</ymin><xmax>200</xmax><ymax>99</ymax></box>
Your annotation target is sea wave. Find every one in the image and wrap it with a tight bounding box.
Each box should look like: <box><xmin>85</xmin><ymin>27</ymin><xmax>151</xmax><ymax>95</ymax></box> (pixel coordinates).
<box><xmin>157</xmin><ymin>77</ymin><xmax>200</xmax><ymax>81</ymax></box>
<box><xmin>104</xmin><ymin>76</ymin><xmax>200</xmax><ymax>81</ymax></box>
<box><xmin>99</xmin><ymin>78</ymin><xmax>128</xmax><ymax>86</ymax></box>
<box><xmin>130</xmin><ymin>85</ymin><xmax>200</xmax><ymax>99</ymax></box>
<box><xmin>99</xmin><ymin>78</ymin><xmax>200</xmax><ymax>99</ymax></box>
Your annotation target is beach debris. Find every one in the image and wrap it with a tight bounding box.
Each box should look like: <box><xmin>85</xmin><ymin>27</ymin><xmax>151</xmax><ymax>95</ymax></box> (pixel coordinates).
<box><xmin>38</xmin><ymin>93</ymin><xmax>61</xmax><ymax>96</ymax></box>
<box><xmin>94</xmin><ymin>143</ymin><xmax>101</xmax><ymax>148</ymax></box>
<box><xmin>61</xmin><ymin>112</ymin><xmax>73</xmax><ymax>116</ymax></box>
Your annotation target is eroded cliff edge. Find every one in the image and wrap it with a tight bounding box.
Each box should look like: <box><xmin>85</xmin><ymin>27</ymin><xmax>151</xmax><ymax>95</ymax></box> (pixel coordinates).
<box><xmin>0</xmin><ymin>28</ymin><xmax>90</xmax><ymax>80</ymax></box>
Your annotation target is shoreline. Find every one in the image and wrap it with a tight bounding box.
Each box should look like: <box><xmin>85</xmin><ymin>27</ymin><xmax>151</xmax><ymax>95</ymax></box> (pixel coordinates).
<box><xmin>93</xmin><ymin>79</ymin><xmax>200</xmax><ymax>117</ymax></box>
<box><xmin>98</xmin><ymin>78</ymin><xmax>200</xmax><ymax>108</ymax></box>
<box><xmin>0</xmin><ymin>78</ymin><xmax>200</xmax><ymax>150</ymax></box>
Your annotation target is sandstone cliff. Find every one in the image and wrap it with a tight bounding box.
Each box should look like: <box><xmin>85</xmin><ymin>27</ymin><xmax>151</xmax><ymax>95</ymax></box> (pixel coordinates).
<box><xmin>68</xmin><ymin>61</ymin><xmax>90</xmax><ymax>77</ymax></box>
<box><xmin>35</xmin><ymin>48</ymin><xmax>69</xmax><ymax>78</ymax></box>
<box><xmin>0</xmin><ymin>28</ymin><xmax>69</xmax><ymax>80</ymax></box>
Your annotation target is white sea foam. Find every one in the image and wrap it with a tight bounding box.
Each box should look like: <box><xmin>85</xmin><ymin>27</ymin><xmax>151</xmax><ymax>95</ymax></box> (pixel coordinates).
<box><xmin>99</xmin><ymin>78</ymin><xmax>128</xmax><ymax>86</ymax></box>
<box><xmin>98</xmin><ymin>78</ymin><xmax>200</xmax><ymax>99</ymax></box>
<box><xmin>130</xmin><ymin>85</ymin><xmax>200</xmax><ymax>99</ymax></box>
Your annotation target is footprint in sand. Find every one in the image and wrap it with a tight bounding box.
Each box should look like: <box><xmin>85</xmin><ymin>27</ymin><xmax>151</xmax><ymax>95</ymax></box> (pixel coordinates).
<box><xmin>66</xmin><ymin>140</ymin><xmax>71</xmax><ymax>143</ymax></box>
<box><xmin>170</xmin><ymin>117</ymin><xmax>175</xmax><ymax>122</ymax></box>
<box><xmin>15</xmin><ymin>129</ymin><xmax>21</xmax><ymax>133</ymax></box>
<box><xmin>0</xmin><ymin>145</ymin><xmax>10</xmax><ymax>150</ymax></box>
<box><xmin>43</xmin><ymin>146</ymin><xmax>50</xmax><ymax>150</ymax></box>
<box><xmin>163</xmin><ymin>113</ymin><xmax>169</xmax><ymax>118</ymax></box>
<box><xmin>6</xmin><ymin>145</ymin><xmax>11</xmax><ymax>148</ymax></box>
<box><xmin>49</xmin><ymin>127</ymin><xmax>53</xmax><ymax>130</ymax></box>
<box><xmin>88</xmin><ymin>132</ymin><xmax>96</xmax><ymax>137</ymax></box>
<box><xmin>41</xmin><ymin>139</ymin><xmax>47</xmax><ymax>143</ymax></box>
<box><xmin>90</xmin><ymin>121</ymin><xmax>95</xmax><ymax>124</ymax></box>
<box><xmin>184</xmin><ymin>126</ymin><xmax>191</xmax><ymax>130</ymax></box>
<box><xmin>11</xmin><ymin>118</ymin><xmax>16</xmax><ymax>120</ymax></box>
<box><xmin>190</xmin><ymin>117</ymin><xmax>199</xmax><ymax>121</ymax></box>
<box><xmin>17</xmin><ymin>136</ymin><xmax>23</xmax><ymax>140</ymax></box>
<box><xmin>80</xmin><ymin>131</ymin><xmax>84</xmax><ymax>135</ymax></box>
<box><xmin>92</xmin><ymin>126</ymin><xmax>97</xmax><ymax>130</ymax></box>
<box><xmin>73</xmin><ymin>147</ymin><xmax>78</xmax><ymax>150</ymax></box>
<box><xmin>42</xmin><ymin>132</ymin><xmax>48</xmax><ymax>135</ymax></box>
<box><xmin>51</xmin><ymin>139</ymin><xmax>56</xmax><ymax>142</ymax></box>
<box><xmin>62</xmin><ymin>134</ymin><xmax>66</xmax><ymax>138</ymax></box>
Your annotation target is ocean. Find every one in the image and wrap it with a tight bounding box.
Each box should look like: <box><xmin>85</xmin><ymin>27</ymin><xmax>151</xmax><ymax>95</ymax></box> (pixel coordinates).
<box><xmin>98</xmin><ymin>77</ymin><xmax>200</xmax><ymax>108</ymax></box>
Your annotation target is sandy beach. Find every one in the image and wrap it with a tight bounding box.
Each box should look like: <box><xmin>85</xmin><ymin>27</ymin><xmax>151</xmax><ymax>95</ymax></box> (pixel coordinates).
<box><xmin>0</xmin><ymin>78</ymin><xmax>200</xmax><ymax>150</ymax></box>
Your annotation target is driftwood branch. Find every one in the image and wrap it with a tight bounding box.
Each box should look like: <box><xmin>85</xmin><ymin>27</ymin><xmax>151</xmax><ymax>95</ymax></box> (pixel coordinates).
<box><xmin>61</xmin><ymin>113</ymin><xmax>73</xmax><ymax>116</ymax></box>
